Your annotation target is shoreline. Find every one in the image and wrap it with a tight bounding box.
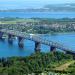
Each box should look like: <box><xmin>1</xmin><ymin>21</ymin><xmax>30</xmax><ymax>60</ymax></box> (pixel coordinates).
<box><xmin>2</xmin><ymin>32</ymin><xmax>75</xmax><ymax>39</ymax></box>
<box><xmin>33</xmin><ymin>32</ymin><xmax>75</xmax><ymax>36</ymax></box>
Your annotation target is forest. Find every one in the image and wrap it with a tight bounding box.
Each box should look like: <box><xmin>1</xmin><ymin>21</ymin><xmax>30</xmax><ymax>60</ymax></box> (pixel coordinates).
<box><xmin>0</xmin><ymin>51</ymin><xmax>74</xmax><ymax>75</ymax></box>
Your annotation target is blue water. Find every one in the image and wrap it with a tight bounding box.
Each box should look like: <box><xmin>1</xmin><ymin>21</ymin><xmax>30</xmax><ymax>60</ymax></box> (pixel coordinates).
<box><xmin>0</xmin><ymin>12</ymin><xmax>75</xmax><ymax>18</ymax></box>
<box><xmin>0</xmin><ymin>33</ymin><xmax>75</xmax><ymax>57</ymax></box>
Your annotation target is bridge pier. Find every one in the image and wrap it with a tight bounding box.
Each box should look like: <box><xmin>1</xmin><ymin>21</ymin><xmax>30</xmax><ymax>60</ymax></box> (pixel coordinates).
<box><xmin>0</xmin><ymin>32</ymin><xmax>3</xmax><ymax>39</ymax></box>
<box><xmin>50</xmin><ymin>46</ymin><xmax>56</xmax><ymax>52</ymax></box>
<box><xmin>35</xmin><ymin>42</ymin><xmax>41</xmax><ymax>53</ymax></box>
<box><xmin>8</xmin><ymin>34</ymin><xmax>13</xmax><ymax>44</ymax></box>
<box><xmin>18</xmin><ymin>37</ymin><xmax>24</xmax><ymax>48</ymax></box>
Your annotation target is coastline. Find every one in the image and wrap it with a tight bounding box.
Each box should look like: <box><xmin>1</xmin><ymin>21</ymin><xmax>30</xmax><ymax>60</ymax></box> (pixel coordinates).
<box><xmin>2</xmin><ymin>32</ymin><xmax>75</xmax><ymax>39</ymax></box>
<box><xmin>34</xmin><ymin>31</ymin><xmax>75</xmax><ymax>36</ymax></box>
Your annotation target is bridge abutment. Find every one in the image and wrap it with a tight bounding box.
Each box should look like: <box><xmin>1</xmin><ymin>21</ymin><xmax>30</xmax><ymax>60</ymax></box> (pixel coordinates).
<box><xmin>18</xmin><ymin>37</ymin><xmax>24</xmax><ymax>48</ymax></box>
<box><xmin>35</xmin><ymin>42</ymin><xmax>41</xmax><ymax>53</ymax></box>
<box><xmin>50</xmin><ymin>46</ymin><xmax>56</xmax><ymax>52</ymax></box>
<box><xmin>8</xmin><ymin>34</ymin><xmax>13</xmax><ymax>44</ymax></box>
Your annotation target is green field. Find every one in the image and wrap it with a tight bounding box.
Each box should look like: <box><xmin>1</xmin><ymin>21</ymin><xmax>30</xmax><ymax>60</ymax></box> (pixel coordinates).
<box><xmin>0</xmin><ymin>18</ymin><xmax>39</xmax><ymax>24</ymax></box>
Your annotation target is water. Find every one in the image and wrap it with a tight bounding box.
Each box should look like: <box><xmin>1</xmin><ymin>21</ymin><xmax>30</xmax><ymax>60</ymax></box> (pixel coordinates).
<box><xmin>0</xmin><ymin>12</ymin><xmax>75</xmax><ymax>18</ymax></box>
<box><xmin>0</xmin><ymin>33</ymin><xmax>75</xmax><ymax>57</ymax></box>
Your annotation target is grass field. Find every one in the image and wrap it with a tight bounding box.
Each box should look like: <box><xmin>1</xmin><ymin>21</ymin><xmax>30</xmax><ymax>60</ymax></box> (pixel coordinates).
<box><xmin>54</xmin><ymin>60</ymin><xmax>75</xmax><ymax>71</ymax></box>
<box><xmin>0</xmin><ymin>18</ymin><xmax>39</xmax><ymax>24</ymax></box>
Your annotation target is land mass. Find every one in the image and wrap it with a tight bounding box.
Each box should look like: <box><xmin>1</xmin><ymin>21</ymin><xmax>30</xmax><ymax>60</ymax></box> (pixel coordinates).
<box><xmin>0</xmin><ymin>18</ymin><xmax>75</xmax><ymax>34</ymax></box>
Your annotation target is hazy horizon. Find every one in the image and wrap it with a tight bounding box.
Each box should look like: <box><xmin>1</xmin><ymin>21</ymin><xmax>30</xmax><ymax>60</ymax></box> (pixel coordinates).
<box><xmin>0</xmin><ymin>0</ymin><xmax>75</xmax><ymax>9</ymax></box>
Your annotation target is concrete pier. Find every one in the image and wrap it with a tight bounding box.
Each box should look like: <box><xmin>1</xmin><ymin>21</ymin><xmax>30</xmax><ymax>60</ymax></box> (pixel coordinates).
<box><xmin>8</xmin><ymin>34</ymin><xmax>13</xmax><ymax>44</ymax></box>
<box><xmin>18</xmin><ymin>37</ymin><xmax>24</xmax><ymax>48</ymax></box>
<box><xmin>35</xmin><ymin>42</ymin><xmax>41</xmax><ymax>52</ymax></box>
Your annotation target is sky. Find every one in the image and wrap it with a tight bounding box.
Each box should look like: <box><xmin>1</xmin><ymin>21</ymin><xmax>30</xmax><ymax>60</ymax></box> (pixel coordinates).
<box><xmin>0</xmin><ymin>0</ymin><xmax>75</xmax><ymax>9</ymax></box>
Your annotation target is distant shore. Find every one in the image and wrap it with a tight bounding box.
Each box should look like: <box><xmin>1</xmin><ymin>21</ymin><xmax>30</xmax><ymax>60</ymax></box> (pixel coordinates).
<box><xmin>35</xmin><ymin>32</ymin><xmax>75</xmax><ymax>36</ymax></box>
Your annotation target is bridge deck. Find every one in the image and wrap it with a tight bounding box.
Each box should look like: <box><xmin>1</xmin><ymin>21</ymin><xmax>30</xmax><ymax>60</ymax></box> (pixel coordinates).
<box><xmin>0</xmin><ymin>29</ymin><xmax>75</xmax><ymax>54</ymax></box>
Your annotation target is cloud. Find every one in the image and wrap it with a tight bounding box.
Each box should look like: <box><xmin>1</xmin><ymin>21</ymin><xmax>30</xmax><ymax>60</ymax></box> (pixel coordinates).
<box><xmin>0</xmin><ymin>0</ymin><xmax>75</xmax><ymax>9</ymax></box>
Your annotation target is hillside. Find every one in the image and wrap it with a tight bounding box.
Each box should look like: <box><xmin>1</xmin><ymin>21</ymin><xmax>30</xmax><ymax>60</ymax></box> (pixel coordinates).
<box><xmin>0</xmin><ymin>51</ymin><xmax>74</xmax><ymax>75</ymax></box>
<box><xmin>44</xmin><ymin>3</ymin><xmax>75</xmax><ymax>12</ymax></box>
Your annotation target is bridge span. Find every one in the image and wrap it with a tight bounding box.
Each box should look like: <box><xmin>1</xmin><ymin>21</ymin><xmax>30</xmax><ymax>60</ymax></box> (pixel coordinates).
<box><xmin>0</xmin><ymin>29</ymin><xmax>75</xmax><ymax>55</ymax></box>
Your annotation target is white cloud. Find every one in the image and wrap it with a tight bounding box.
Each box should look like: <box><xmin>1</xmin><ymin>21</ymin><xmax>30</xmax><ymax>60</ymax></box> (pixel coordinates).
<box><xmin>0</xmin><ymin>0</ymin><xmax>75</xmax><ymax>9</ymax></box>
